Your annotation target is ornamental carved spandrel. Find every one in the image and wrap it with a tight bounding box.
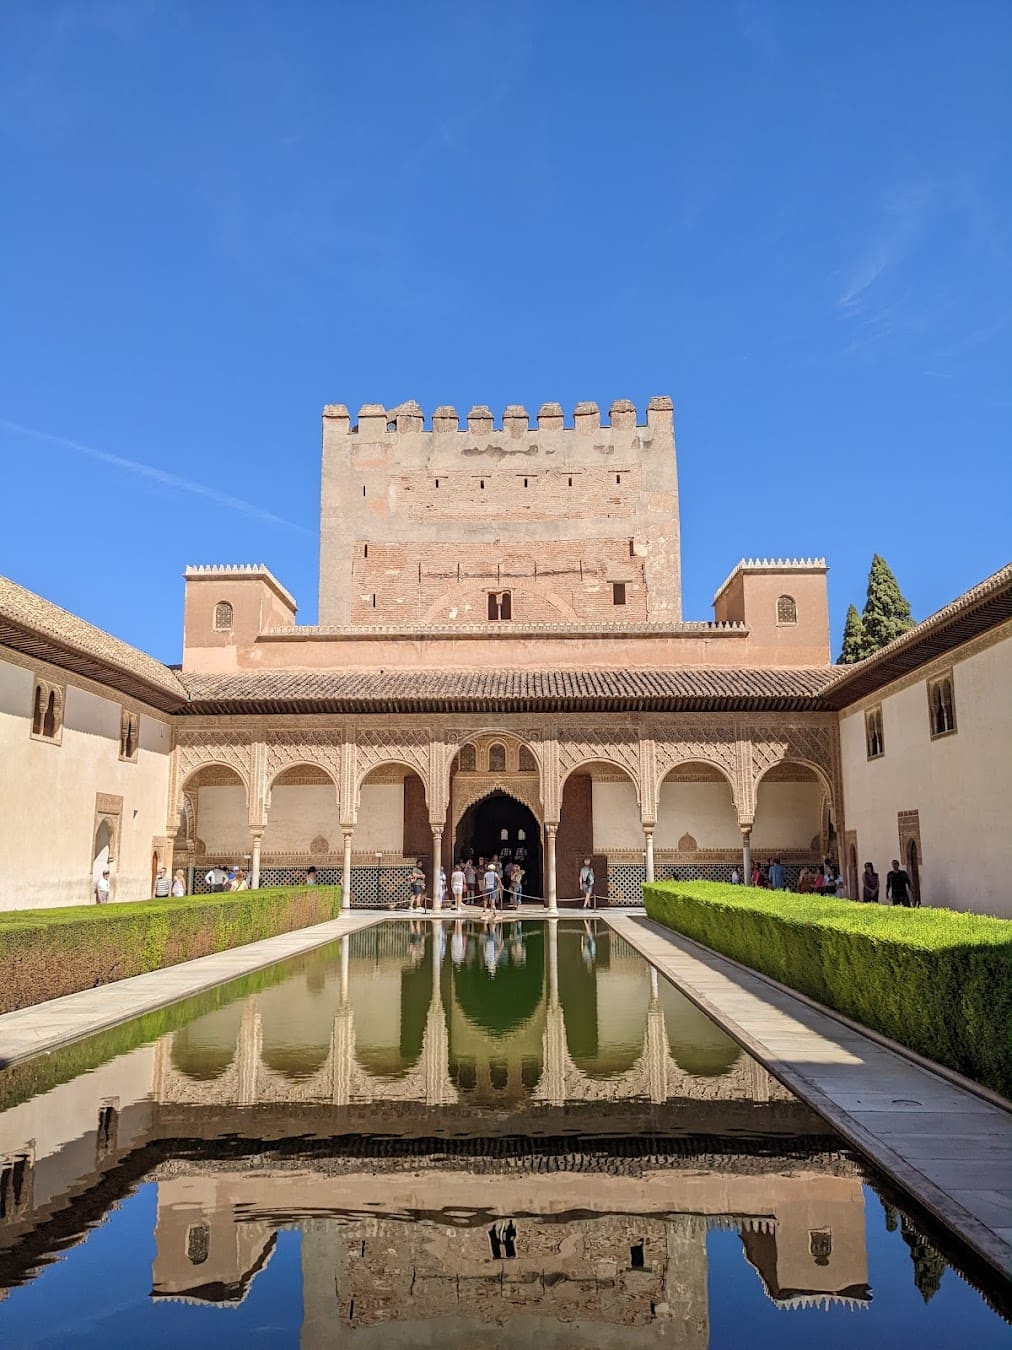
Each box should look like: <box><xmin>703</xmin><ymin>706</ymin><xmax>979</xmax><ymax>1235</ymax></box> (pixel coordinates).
<box><xmin>264</xmin><ymin>731</ymin><xmax>344</xmax><ymax>801</ymax></box>
<box><xmin>654</xmin><ymin>732</ymin><xmax>738</xmax><ymax>794</ymax></box>
<box><xmin>557</xmin><ymin>727</ymin><xmax>641</xmax><ymax>789</ymax></box>
<box><xmin>173</xmin><ymin>730</ymin><xmax>252</xmax><ymax>806</ymax></box>
<box><xmin>355</xmin><ymin>728</ymin><xmax>431</xmax><ymax>791</ymax></box>
<box><xmin>443</xmin><ymin>726</ymin><xmax>545</xmax><ymax>771</ymax></box>
<box><xmin>750</xmin><ymin>723</ymin><xmax>835</xmax><ymax>787</ymax></box>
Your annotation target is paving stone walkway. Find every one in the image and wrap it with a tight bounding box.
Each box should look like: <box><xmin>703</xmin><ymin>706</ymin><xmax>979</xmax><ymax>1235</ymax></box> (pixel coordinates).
<box><xmin>0</xmin><ymin>910</ymin><xmax>384</xmax><ymax>1069</ymax></box>
<box><xmin>604</xmin><ymin>911</ymin><xmax>1012</xmax><ymax>1281</ymax></box>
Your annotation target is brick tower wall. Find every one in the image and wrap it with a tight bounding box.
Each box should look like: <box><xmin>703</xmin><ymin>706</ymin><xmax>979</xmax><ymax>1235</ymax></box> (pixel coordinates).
<box><xmin>319</xmin><ymin>398</ymin><xmax>682</xmax><ymax>627</ymax></box>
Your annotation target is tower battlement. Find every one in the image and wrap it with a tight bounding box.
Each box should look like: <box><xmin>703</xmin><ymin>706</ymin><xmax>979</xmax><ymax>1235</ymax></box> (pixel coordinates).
<box><xmin>318</xmin><ymin>396</ymin><xmax>681</xmax><ymax>629</ymax></box>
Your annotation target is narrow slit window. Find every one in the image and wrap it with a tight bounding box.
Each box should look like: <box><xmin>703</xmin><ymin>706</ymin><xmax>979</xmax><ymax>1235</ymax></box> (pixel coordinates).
<box><xmin>928</xmin><ymin>676</ymin><xmax>956</xmax><ymax>737</ymax></box>
<box><xmin>865</xmin><ymin>707</ymin><xmax>884</xmax><ymax>759</ymax></box>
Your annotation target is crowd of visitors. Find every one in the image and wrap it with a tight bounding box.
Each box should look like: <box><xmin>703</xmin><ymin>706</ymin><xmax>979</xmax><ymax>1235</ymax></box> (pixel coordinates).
<box><xmin>404</xmin><ymin>851</ymin><xmax>528</xmax><ymax>914</ymax></box>
<box><xmin>728</xmin><ymin>854</ymin><xmax>917</xmax><ymax>905</ymax></box>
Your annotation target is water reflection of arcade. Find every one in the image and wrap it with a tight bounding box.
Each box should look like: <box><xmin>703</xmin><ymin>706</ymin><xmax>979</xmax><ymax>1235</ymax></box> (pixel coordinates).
<box><xmin>453</xmin><ymin>791</ymin><xmax>542</xmax><ymax>899</ymax></box>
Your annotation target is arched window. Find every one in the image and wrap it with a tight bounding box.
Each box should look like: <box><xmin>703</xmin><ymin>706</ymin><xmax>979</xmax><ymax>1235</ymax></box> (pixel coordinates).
<box><xmin>865</xmin><ymin>707</ymin><xmax>884</xmax><ymax>759</ymax></box>
<box><xmin>487</xmin><ymin>592</ymin><xmax>511</xmax><ymax>621</ymax></box>
<box><xmin>928</xmin><ymin>675</ymin><xmax>956</xmax><ymax>737</ymax></box>
<box><xmin>459</xmin><ymin>744</ymin><xmax>476</xmax><ymax>772</ymax></box>
<box><xmin>43</xmin><ymin>690</ymin><xmax>57</xmax><ymax>740</ymax></box>
<box><xmin>31</xmin><ymin>684</ymin><xmax>43</xmax><ymax>736</ymax></box>
<box><xmin>120</xmin><ymin>709</ymin><xmax>139</xmax><ymax>762</ymax></box>
<box><xmin>214</xmin><ymin>600</ymin><xmax>234</xmax><ymax>631</ymax></box>
<box><xmin>488</xmin><ymin>743</ymin><xmax>506</xmax><ymax>772</ymax></box>
<box><xmin>518</xmin><ymin>746</ymin><xmax>537</xmax><ymax>773</ymax></box>
<box><xmin>777</xmin><ymin>594</ymin><xmax>797</xmax><ymax>625</ymax></box>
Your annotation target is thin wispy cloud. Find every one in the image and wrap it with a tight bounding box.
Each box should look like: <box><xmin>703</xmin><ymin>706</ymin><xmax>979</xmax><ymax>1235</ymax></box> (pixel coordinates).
<box><xmin>836</xmin><ymin>181</ymin><xmax>936</xmax><ymax>316</ymax></box>
<box><xmin>0</xmin><ymin>419</ymin><xmax>311</xmax><ymax>534</ymax></box>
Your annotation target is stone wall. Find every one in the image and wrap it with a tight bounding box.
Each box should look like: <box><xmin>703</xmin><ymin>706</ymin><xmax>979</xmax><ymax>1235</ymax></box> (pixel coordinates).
<box><xmin>319</xmin><ymin>398</ymin><xmax>681</xmax><ymax>627</ymax></box>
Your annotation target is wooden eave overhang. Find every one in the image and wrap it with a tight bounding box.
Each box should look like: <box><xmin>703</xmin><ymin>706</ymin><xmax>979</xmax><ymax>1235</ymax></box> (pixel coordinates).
<box><xmin>176</xmin><ymin>667</ymin><xmax>838</xmax><ymax>716</ymax></box>
<box><xmin>820</xmin><ymin>563</ymin><xmax>1012</xmax><ymax>710</ymax></box>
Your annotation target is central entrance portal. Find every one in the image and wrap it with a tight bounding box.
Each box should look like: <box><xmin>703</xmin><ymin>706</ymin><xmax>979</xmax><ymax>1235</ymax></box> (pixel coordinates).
<box><xmin>453</xmin><ymin>792</ymin><xmax>543</xmax><ymax>901</ymax></box>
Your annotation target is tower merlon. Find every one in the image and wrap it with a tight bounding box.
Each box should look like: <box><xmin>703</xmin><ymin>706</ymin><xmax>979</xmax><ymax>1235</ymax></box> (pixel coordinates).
<box><xmin>321</xmin><ymin>398</ymin><xmax>677</xmax><ymax>434</ymax></box>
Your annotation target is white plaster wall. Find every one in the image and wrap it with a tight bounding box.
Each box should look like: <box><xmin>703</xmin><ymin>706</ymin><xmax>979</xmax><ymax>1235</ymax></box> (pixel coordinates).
<box><xmin>196</xmin><ymin>785</ymin><xmax>249</xmax><ymax>854</ymax></box>
<box><xmin>840</xmin><ymin>634</ymin><xmax>1012</xmax><ymax>916</ymax></box>
<box><xmin>655</xmin><ymin>781</ymin><xmax>739</xmax><ymax>848</ymax></box>
<box><xmin>353</xmin><ymin>783</ymin><xmax>404</xmax><ymax>853</ymax></box>
<box><xmin>752</xmin><ymin>781</ymin><xmax>823</xmax><ymax>851</ymax></box>
<box><xmin>262</xmin><ymin>784</ymin><xmax>340</xmax><ymax>853</ymax></box>
<box><xmin>592</xmin><ymin>779</ymin><xmax>641</xmax><ymax>849</ymax></box>
<box><xmin>0</xmin><ymin>658</ymin><xmax>172</xmax><ymax>910</ymax></box>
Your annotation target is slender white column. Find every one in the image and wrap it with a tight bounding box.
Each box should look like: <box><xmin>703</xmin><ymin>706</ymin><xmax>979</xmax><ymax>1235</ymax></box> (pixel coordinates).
<box><xmin>340</xmin><ymin>932</ymin><xmax>350</xmax><ymax>1005</ymax></box>
<box><xmin>741</xmin><ymin>826</ymin><xmax>753</xmax><ymax>882</ymax></box>
<box><xmin>644</xmin><ymin>827</ymin><xmax>655</xmax><ymax>884</ymax></box>
<box><xmin>431</xmin><ymin>830</ymin><xmax>443</xmax><ymax>911</ymax></box>
<box><xmin>250</xmin><ymin>830</ymin><xmax>263</xmax><ymax>890</ymax></box>
<box><xmin>341</xmin><ymin>829</ymin><xmax>353</xmax><ymax>909</ymax></box>
<box><xmin>545</xmin><ymin>823</ymin><xmax>558</xmax><ymax>913</ymax></box>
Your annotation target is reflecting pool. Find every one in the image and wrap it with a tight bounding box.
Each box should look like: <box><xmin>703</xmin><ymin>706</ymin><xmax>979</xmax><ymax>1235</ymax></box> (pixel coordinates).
<box><xmin>0</xmin><ymin>920</ymin><xmax>1008</xmax><ymax>1347</ymax></box>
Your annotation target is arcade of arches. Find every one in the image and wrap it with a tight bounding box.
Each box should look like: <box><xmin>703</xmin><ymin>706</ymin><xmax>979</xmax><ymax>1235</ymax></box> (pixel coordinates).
<box><xmin>168</xmin><ymin>716</ymin><xmax>838</xmax><ymax>908</ymax></box>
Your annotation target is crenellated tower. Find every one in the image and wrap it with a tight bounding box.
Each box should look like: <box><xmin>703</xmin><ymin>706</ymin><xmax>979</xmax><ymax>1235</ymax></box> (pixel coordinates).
<box><xmin>318</xmin><ymin>398</ymin><xmax>682</xmax><ymax>627</ymax></box>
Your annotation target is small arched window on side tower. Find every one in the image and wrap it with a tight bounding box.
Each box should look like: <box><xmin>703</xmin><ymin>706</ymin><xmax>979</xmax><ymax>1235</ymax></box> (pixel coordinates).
<box><xmin>214</xmin><ymin>600</ymin><xmax>234</xmax><ymax>631</ymax></box>
<box><xmin>777</xmin><ymin>595</ymin><xmax>797</xmax><ymax>625</ymax></box>
<box><xmin>928</xmin><ymin>674</ymin><xmax>957</xmax><ymax>738</ymax></box>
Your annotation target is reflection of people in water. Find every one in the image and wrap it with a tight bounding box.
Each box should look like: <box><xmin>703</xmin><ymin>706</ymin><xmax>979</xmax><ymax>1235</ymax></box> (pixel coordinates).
<box><xmin>581</xmin><ymin>919</ymin><xmax>597</xmax><ymax>970</ymax></box>
<box><xmin>483</xmin><ymin>924</ymin><xmax>502</xmax><ymax>976</ymax></box>
<box><xmin>451</xmin><ymin>920</ymin><xmax>465</xmax><ymax>966</ymax></box>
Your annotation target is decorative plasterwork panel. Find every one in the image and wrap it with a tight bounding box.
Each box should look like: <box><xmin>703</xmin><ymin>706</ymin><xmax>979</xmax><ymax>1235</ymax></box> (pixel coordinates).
<box><xmin>558</xmin><ymin>727</ymin><xmax>641</xmax><ymax>793</ymax></box>
<box><xmin>355</xmin><ymin>729</ymin><xmax>431</xmax><ymax>792</ymax></box>
<box><xmin>654</xmin><ymin>729</ymin><xmax>738</xmax><ymax>800</ymax></box>
<box><xmin>264</xmin><ymin>731</ymin><xmax>343</xmax><ymax>802</ymax></box>
<box><xmin>172</xmin><ymin>730</ymin><xmax>251</xmax><ymax>813</ymax></box>
<box><xmin>897</xmin><ymin>809</ymin><xmax>922</xmax><ymax>862</ymax></box>
<box><xmin>451</xmin><ymin>776</ymin><xmax>544</xmax><ymax>833</ymax></box>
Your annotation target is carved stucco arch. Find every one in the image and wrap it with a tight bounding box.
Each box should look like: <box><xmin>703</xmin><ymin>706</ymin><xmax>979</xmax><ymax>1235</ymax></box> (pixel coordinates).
<box><xmin>356</xmin><ymin>757</ymin><xmax>430</xmax><ymax>812</ymax></box>
<box><xmin>174</xmin><ymin>758</ymin><xmax>250</xmax><ymax>818</ymax></box>
<box><xmin>559</xmin><ymin>755</ymin><xmax>641</xmax><ymax>806</ymax></box>
<box><xmin>265</xmin><ymin>759</ymin><xmax>341</xmax><ymax>811</ymax></box>
<box><xmin>451</xmin><ymin>779</ymin><xmax>544</xmax><ymax>839</ymax></box>
<box><xmin>753</xmin><ymin>756</ymin><xmax>834</xmax><ymax>811</ymax></box>
<box><xmin>655</xmin><ymin>757</ymin><xmax>743</xmax><ymax>822</ymax></box>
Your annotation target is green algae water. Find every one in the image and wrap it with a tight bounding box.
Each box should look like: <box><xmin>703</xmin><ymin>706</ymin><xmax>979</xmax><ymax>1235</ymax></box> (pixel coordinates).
<box><xmin>0</xmin><ymin>919</ymin><xmax>1008</xmax><ymax>1347</ymax></box>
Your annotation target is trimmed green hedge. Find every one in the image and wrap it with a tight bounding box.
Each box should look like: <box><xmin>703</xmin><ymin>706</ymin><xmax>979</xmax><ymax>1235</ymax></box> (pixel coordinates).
<box><xmin>643</xmin><ymin>881</ymin><xmax>1012</xmax><ymax>1098</ymax></box>
<box><xmin>0</xmin><ymin>885</ymin><xmax>341</xmax><ymax>1014</ymax></box>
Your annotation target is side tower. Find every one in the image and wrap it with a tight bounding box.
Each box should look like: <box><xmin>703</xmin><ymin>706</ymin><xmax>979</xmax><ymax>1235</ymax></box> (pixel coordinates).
<box><xmin>318</xmin><ymin>398</ymin><xmax>682</xmax><ymax>627</ymax></box>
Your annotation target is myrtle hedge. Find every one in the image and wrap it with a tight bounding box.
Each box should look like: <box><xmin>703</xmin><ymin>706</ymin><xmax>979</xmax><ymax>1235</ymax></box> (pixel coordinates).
<box><xmin>643</xmin><ymin>881</ymin><xmax>1012</xmax><ymax>1098</ymax></box>
<box><xmin>0</xmin><ymin>885</ymin><xmax>341</xmax><ymax>1014</ymax></box>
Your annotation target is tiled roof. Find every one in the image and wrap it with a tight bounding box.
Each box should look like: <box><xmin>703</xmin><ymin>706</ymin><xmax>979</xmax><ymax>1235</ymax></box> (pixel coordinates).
<box><xmin>0</xmin><ymin>576</ymin><xmax>185</xmax><ymax>712</ymax></box>
<box><xmin>177</xmin><ymin>666</ymin><xmax>838</xmax><ymax>714</ymax></box>
<box><xmin>822</xmin><ymin>562</ymin><xmax>1012</xmax><ymax>708</ymax></box>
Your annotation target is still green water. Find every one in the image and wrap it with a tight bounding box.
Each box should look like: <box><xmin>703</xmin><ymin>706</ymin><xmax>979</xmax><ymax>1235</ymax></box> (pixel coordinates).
<box><xmin>0</xmin><ymin>919</ymin><xmax>1007</xmax><ymax>1347</ymax></box>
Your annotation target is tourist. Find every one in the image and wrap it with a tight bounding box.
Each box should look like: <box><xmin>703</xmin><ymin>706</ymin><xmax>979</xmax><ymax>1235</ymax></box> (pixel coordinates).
<box><xmin>482</xmin><ymin>859</ymin><xmax>500</xmax><ymax>913</ymax></box>
<box><xmin>730</xmin><ymin>866</ymin><xmax>741</xmax><ymax>885</ymax></box>
<box><xmin>464</xmin><ymin>858</ymin><xmax>476</xmax><ymax>901</ymax></box>
<box><xmin>171</xmin><ymin>869</ymin><xmax>186</xmax><ymax>897</ymax></box>
<box><xmin>797</xmin><ymin>868</ymin><xmax>814</xmax><ymax>894</ymax></box>
<box><xmin>834</xmin><ymin>871</ymin><xmax>847</xmax><ymax>898</ymax></box>
<box><xmin>509</xmin><ymin>863</ymin><xmax>524</xmax><ymax>909</ymax></box>
<box><xmin>152</xmin><ymin>866</ymin><xmax>171</xmax><ymax>898</ymax></box>
<box><xmin>768</xmin><ymin>857</ymin><xmax>787</xmax><ymax>890</ymax></box>
<box><xmin>886</xmin><ymin>858</ymin><xmax>914</xmax><ymax>908</ymax></box>
<box><xmin>204</xmin><ymin>865</ymin><xmax>227</xmax><ymax>893</ymax></box>
<box><xmin>233</xmin><ymin>869</ymin><xmax>249</xmax><ymax>891</ymax></box>
<box><xmin>94</xmin><ymin>868</ymin><xmax>111</xmax><ymax>905</ymax></box>
<box><xmin>862</xmin><ymin>862</ymin><xmax>880</xmax><ymax>903</ymax></box>
<box><xmin>408</xmin><ymin>862</ymin><xmax>426</xmax><ymax>912</ymax></box>
<box><xmin>438</xmin><ymin>865</ymin><xmax>447</xmax><ymax>908</ymax></box>
<box><xmin>580</xmin><ymin>858</ymin><xmax>595</xmax><ymax>909</ymax></box>
<box><xmin>306</xmin><ymin>866</ymin><xmax>318</xmax><ymax>885</ymax></box>
<box><xmin>451</xmin><ymin>861</ymin><xmax>465</xmax><ymax>909</ymax></box>
<box><xmin>751</xmin><ymin>863</ymin><xmax>768</xmax><ymax>888</ymax></box>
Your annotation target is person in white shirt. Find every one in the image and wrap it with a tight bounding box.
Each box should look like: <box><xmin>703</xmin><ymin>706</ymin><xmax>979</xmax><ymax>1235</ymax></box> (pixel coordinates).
<box><xmin>204</xmin><ymin>866</ymin><xmax>227</xmax><ymax>893</ymax></box>
<box><xmin>153</xmin><ymin>867</ymin><xmax>171</xmax><ymax>899</ymax></box>
<box><xmin>483</xmin><ymin>864</ymin><xmax>500</xmax><ymax>913</ymax></box>
<box><xmin>171</xmin><ymin>869</ymin><xmax>186</xmax><ymax>897</ymax></box>
<box><xmin>579</xmin><ymin>859</ymin><xmax>595</xmax><ymax>909</ymax></box>
<box><xmin>94</xmin><ymin>869</ymin><xmax>111</xmax><ymax>904</ymax></box>
<box><xmin>451</xmin><ymin>864</ymin><xmax>465</xmax><ymax>908</ymax></box>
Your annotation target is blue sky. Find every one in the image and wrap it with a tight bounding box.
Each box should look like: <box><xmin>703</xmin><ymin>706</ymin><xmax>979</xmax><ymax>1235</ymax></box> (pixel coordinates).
<box><xmin>2</xmin><ymin>1</ymin><xmax>1010</xmax><ymax>663</ymax></box>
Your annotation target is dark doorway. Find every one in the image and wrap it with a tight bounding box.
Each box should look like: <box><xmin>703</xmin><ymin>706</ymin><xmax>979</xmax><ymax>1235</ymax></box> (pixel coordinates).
<box><xmin>454</xmin><ymin>792</ymin><xmax>542</xmax><ymax>900</ymax></box>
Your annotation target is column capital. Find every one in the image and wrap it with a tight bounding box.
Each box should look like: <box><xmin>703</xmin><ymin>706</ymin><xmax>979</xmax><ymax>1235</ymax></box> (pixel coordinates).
<box><xmin>739</xmin><ymin>823</ymin><xmax>753</xmax><ymax>836</ymax></box>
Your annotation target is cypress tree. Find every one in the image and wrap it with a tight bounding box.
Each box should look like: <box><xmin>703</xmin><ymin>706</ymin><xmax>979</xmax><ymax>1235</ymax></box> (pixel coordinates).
<box><xmin>861</xmin><ymin>554</ymin><xmax>915</xmax><ymax>654</ymax></box>
<box><xmin>838</xmin><ymin>604</ymin><xmax>867</xmax><ymax>664</ymax></box>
